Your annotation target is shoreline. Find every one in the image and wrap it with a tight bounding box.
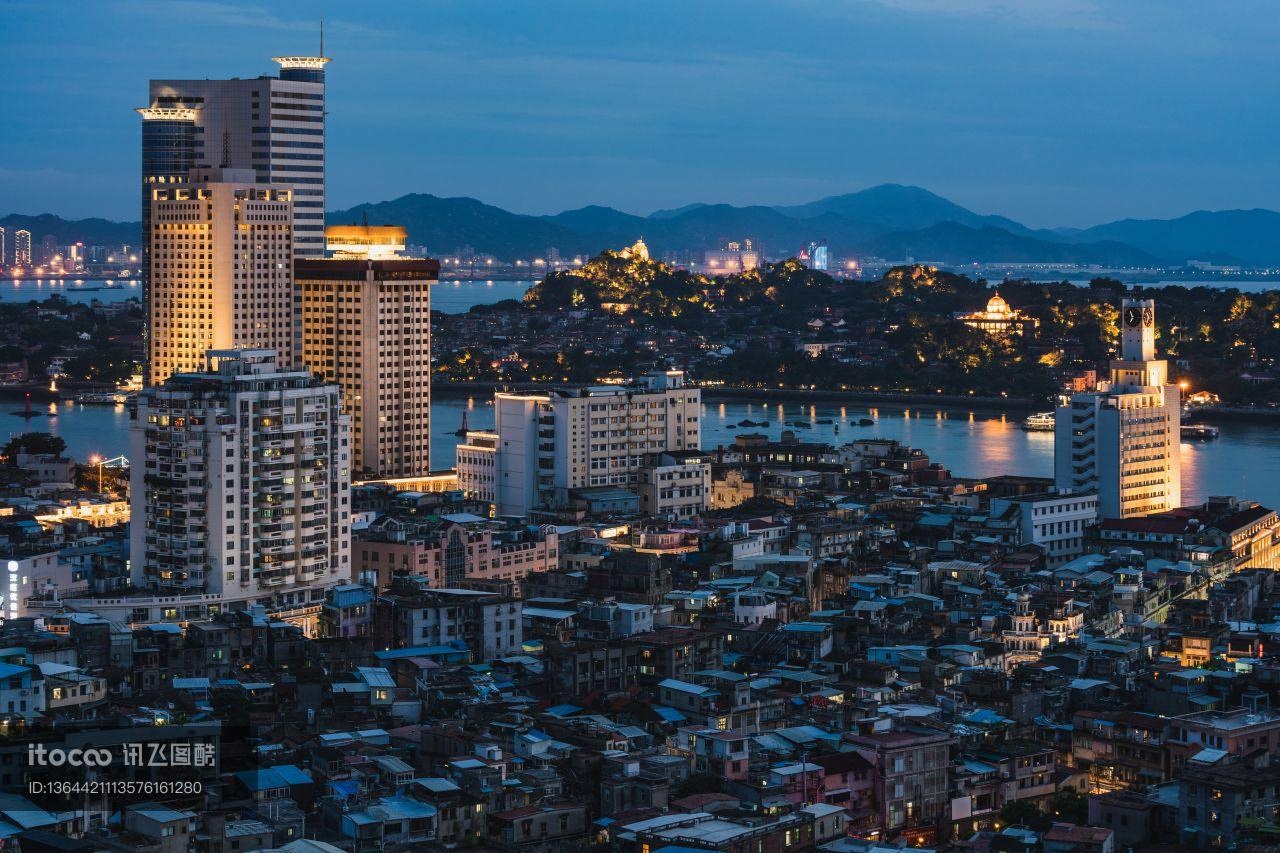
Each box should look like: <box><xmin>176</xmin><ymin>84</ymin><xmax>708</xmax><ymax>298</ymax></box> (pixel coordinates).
<box><xmin>431</xmin><ymin>381</ymin><xmax>1040</xmax><ymax>412</ymax></box>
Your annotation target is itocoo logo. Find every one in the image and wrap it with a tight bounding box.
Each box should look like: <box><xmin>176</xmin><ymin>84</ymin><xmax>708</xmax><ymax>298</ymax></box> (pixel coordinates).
<box><xmin>27</xmin><ymin>744</ymin><xmax>113</xmax><ymax>767</ymax></box>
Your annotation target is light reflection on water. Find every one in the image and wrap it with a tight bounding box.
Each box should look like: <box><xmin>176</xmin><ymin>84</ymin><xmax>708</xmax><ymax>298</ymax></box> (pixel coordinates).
<box><xmin>15</xmin><ymin>396</ymin><xmax>1277</xmax><ymax>509</ymax></box>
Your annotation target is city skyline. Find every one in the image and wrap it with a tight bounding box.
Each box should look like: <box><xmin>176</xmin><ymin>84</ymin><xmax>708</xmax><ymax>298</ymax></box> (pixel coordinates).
<box><xmin>3</xmin><ymin>0</ymin><xmax>1280</xmax><ymax>227</ymax></box>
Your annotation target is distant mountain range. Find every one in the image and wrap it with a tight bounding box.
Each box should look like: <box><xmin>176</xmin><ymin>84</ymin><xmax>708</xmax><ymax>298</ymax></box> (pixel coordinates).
<box><xmin>10</xmin><ymin>184</ymin><xmax>1280</xmax><ymax>268</ymax></box>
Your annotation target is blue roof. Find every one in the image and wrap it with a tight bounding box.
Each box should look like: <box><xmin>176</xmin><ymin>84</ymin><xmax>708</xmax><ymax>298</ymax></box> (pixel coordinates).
<box><xmin>0</xmin><ymin>663</ymin><xmax>28</xmax><ymax>680</ymax></box>
<box><xmin>652</xmin><ymin>705</ymin><xmax>687</xmax><ymax>723</ymax></box>
<box><xmin>235</xmin><ymin>765</ymin><xmax>312</xmax><ymax>792</ymax></box>
<box><xmin>545</xmin><ymin>704</ymin><xmax>583</xmax><ymax>718</ymax></box>
<box><xmin>374</xmin><ymin>644</ymin><xmax>469</xmax><ymax>661</ymax></box>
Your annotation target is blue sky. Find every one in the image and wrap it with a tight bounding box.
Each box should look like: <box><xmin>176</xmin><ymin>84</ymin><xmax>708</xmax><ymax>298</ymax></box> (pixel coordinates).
<box><xmin>1</xmin><ymin>0</ymin><xmax>1277</xmax><ymax>226</ymax></box>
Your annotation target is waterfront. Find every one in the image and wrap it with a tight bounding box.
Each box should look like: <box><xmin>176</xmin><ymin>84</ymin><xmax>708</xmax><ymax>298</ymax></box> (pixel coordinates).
<box><xmin>23</xmin><ymin>395</ymin><xmax>1273</xmax><ymax>507</ymax></box>
<box><xmin>5</xmin><ymin>278</ymin><xmax>535</xmax><ymax>313</ymax></box>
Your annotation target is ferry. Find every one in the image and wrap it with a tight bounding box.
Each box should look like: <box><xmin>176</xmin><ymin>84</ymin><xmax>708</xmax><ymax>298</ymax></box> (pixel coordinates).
<box><xmin>75</xmin><ymin>390</ymin><xmax>132</xmax><ymax>406</ymax></box>
<box><xmin>1021</xmin><ymin>412</ymin><xmax>1056</xmax><ymax>432</ymax></box>
<box><xmin>1181</xmin><ymin>424</ymin><xmax>1220</xmax><ymax>440</ymax></box>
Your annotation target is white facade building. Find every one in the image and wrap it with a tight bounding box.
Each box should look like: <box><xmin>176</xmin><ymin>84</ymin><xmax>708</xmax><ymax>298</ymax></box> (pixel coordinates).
<box><xmin>991</xmin><ymin>492</ymin><xmax>1099</xmax><ymax>568</ymax></box>
<box><xmin>1055</xmin><ymin>297</ymin><xmax>1181</xmax><ymax>519</ymax></box>
<box><xmin>457</xmin><ymin>371</ymin><xmax>701</xmax><ymax>518</ymax></box>
<box><xmin>129</xmin><ymin>349</ymin><xmax>351</xmax><ymax>615</ymax></box>
<box><xmin>146</xmin><ymin>56</ymin><xmax>329</xmax><ymax>259</ymax></box>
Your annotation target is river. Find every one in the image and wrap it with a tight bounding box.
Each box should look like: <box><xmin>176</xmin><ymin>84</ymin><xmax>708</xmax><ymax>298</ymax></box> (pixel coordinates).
<box><xmin>27</xmin><ymin>396</ymin><xmax>1276</xmax><ymax>508</ymax></box>
<box><xmin>4</xmin><ymin>279</ymin><xmax>535</xmax><ymax>313</ymax></box>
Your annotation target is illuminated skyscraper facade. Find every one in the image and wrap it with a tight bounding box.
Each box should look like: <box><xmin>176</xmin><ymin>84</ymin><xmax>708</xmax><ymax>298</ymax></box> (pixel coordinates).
<box><xmin>1055</xmin><ymin>297</ymin><xmax>1181</xmax><ymax>519</ymax></box>
<box><xmin>146</xmin><ymin>167</ymin><xmax>294</xmax><ymax>385</ymax></box>
<box><xmin>296</xmin><ymin>226</ymin><xmax>438</xmax><ymax>478</ymax></box>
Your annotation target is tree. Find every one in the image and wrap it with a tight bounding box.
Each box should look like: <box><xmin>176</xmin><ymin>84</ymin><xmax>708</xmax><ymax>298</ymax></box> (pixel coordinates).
<box><xmin>1</xmin><ymin>433</ymin><xmax>67</xmax><ymax>462</ymax></box>
<box><xmin>672</xmin><ymin>772</ymin><xmax>727</xmax><ymax>799</ymax></box>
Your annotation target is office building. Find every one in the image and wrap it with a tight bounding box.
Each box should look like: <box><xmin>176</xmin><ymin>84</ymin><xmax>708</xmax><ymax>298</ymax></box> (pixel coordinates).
<box><xmin>296</xmin><ymin>225</ymin><xmax>438</xmax><ymax>478</ymax></box>
<box><xmin>1055</xmin><ymin>297</ymin><xmax>1181</xmax><ymax>519</ymax></box>
<box><xmin>136</xmin><ymin>105</ymin><xmax>197</xmax><ymax>317</ymax></box>
<box><xmin>14</xmin><ymin>230</ymin><xmax>31</xmax><ymax>268</ymax></box>
<box><xmin>129</xmin><ymin>349</ymin><xmax>351</xmax><ymax>615</ymax></box>
<box><xmin>990</xmin><ymin>491</ymin><xmax>1099</xmax><ymax>568</ymax></box>
<box><xmin>145</xmin><ymin>54</ymin><xmax>329</xmax><ymax>259</ymax></box>
<box><xmin>457</xmin><ymin>370</ymin><xmax>701</xmax><ymax>518</ymax></box>
<box><xmin>147</xmin><ymin>166</ymin><xmax>294</xmax><ymax>385</ymax></box>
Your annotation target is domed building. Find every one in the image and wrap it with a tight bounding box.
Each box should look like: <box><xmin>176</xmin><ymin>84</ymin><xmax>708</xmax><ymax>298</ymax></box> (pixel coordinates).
<box><xmin>956</xmin><ymin>291</ymin><xmax>1038</xmax><ymax>336</ymax></box>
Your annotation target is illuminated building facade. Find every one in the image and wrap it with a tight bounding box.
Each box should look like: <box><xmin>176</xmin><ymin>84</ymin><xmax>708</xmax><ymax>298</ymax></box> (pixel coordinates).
<box><xmin>145</xmin><ymin>55</ymin><xmax>329</xmax><ymax>259</ymax></box>
<box><xmin>146</xmin><ymin>167</ymin><xmax>294</xmax><ymax>385</ymax></box>
<box><xmin>129</xmin><ymin>349</ymin><xmax>351</xmax><ymax>613</ymax></box>
<box><xmin>13</xmin><ymin>230</ymin><xmax>30</xmax><ymax>268</ymax></box>
<box><xmin>957</xmin><ymin>292</ymin><xmax>1038</xmax><ymax>336</ymax></box>
<box><xmin>296</xmin><ymin>226</ymin><xmax>438</xmax><ymax>479</ymax></box>
<box><xmin>1056</xmin><ymin>297</ymin><xmax>1181</xmax><ymax>519</ymax></box>
<box><xmin>458</xmin><ymin>371</ymin><xmax>701</xmax><ymax>518</ymax></box>
<box><xmin>703</xmin><ymin>239</ymin><xmax>760</xmax><ymax>273</ymax></box>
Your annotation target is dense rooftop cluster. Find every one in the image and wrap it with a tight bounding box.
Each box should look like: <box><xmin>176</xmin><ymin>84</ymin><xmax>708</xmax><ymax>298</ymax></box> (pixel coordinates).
<box><xmin>3</xmin><ymin>415</ymin><xmax>1279</xmax><ymax>852</ymax></box>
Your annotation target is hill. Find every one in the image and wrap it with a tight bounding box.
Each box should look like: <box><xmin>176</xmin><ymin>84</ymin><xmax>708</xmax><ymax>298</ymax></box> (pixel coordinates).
<box><xmin>0</xmin><ymin>213</ymin><xmax>140</xmax><ymax>248</ymax></box>
<box><xmin>1073</xmin><ymin>209</ymin><xmax>1280</xmax><ymax>267</ymax></box>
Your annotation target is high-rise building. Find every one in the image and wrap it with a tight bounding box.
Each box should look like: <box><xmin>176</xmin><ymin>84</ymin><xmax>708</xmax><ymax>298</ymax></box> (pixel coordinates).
<box><xmin>39</xmin><ymin>235</ymin><xmax>57</xmax><ymax>267</ymax></box>
<box><xmin>136</xmin><ymin>105</ymin><xmax>197</xmax><ymax>324</ymax></box>
<box><xmin>129</xmin><ymin>349</ymin><xmax>351</xmax><ymax>616</ymax></box>
<box><xmin>144</xmin><ymin>54</ymin><xmax>329</xmax><ymax>259</ymax></box>
<box><xmin>1055</xmin><ymin>297</ymin><xmax>1181</xmax><ymax>519</ymax></box>
<box><xmin>0</xmin><ymin>227</ymin><xmax>6</xmax><ymax>267</ymax></box>
<box><xmin>13</xmin><ymin>230</ymin><xmax>30</xmax><ymax>268</ymax></box>
<box><xmin>146</xmin><ymin>167</ymin><xmax>295</xmax><ymax>386</ymax></box>
<box><xmin>296</xmin><ymin>226</ymin><xmax>438</xmax><ymax>478</ymax></box>
<box><xmin>457</xmin><ymin>371</ymin><xmax>701</xmax><ymax>518</ymax></box>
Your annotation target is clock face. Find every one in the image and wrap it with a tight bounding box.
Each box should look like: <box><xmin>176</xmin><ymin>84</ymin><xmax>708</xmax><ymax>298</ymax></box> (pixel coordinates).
<box><xmin>1124</xmin><ymin>307</ymin><xmax>1142</xmax><ymax>328</ymax></box>
<box><xmin>1142</xmin><ymin>307</ymin><xmax>1154</xmax><ymax>327</ymax></box>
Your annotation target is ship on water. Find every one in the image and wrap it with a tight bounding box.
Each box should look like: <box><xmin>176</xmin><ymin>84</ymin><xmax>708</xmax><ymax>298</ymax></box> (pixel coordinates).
<box><xmin>1022</xmin><ymin>411</ymin><xmax>1055</xmax><ymax>432</ymax></box>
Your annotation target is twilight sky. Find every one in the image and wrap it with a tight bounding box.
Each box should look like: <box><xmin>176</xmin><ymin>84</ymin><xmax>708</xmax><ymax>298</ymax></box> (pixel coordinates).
<box><xmin>1</xmin><ymin>0</ymin><xmax>1277</xmax><ymax>227</ymax></box>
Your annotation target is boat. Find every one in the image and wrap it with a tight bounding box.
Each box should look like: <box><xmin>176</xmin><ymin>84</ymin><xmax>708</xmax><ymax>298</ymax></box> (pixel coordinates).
<box><xmin>75</xmin><ymin>391</ymin><xmax>131</xmax><ymax>405</ymax></box>
<box><xmin>857</xmin><ymin>418</ymin><xmax>874</xmax><ymax>426</ymax></box>
<box><xmin>102</xmin><ymin>282</ymin><xmax>124</xmax><ymax>289</ymax></box>
<box><xmin>1022</xmin><ymin>412</ymin><xmax>1056</xmax><ymax>432</ymax></box>
<box><xmin>815</xmin><ymin>418</ymin><xmax>833</xmax><ymax>424</ymax></box>
<box><xmin>737</xmin><ymin>419</ymin><xmax>767</xmax><ymax>428</ymax></box>
<box><xmin>1181</xmin><ymin>424</ymin><xmax>1220</xmax><ymax>440</ymax></box>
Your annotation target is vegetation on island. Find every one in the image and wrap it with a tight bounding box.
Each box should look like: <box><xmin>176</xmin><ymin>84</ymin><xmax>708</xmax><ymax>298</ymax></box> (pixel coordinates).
<box><xmin>481</xmin><ymin>249</ymin><xmax>1280</xmax><ymax>405</ymax></box>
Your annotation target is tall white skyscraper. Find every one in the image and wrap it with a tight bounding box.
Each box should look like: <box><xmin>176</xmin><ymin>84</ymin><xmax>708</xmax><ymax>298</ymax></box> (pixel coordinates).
<box><xmin>1055</xmin><ymin>297</ymin><xmax>1181</xmax><ymax>519</ymax></box>
<box><xmin>146</xmin><ymin>167</ymin><xmax>295</xmax><ymax>386</ymax></box>
<box><xmin>129</xmin><ymin>349</ymin><xmax>351</xmax><ymax>617</ymax></box>
<box><xmin>13</xmin><ymin>230</ymin><xmax>31</xmax><ymax>268</ymax></box>
<box><xmin>144</xmin><ymin>54</ymin><xmax>329</xmax><ymax>258</ymax></box>
<box><xmin>457</xmin><ymin>371</ymin><xmax>701</xmax><ymax>518</ymax></box>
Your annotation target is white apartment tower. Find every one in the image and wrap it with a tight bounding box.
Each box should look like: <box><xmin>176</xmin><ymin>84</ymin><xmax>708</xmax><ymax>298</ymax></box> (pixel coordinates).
<box><xmin>147</xmin><ymin>167</ymin><xmax>294</xmax><ymax>386</ymax></box>
<box><xmin>13</xmin><ymin>230</ymin><xmax>31</xmax><ymax>268</ymax></box>
<box><xmin>1055</xmin><ymin>297</ymin><xmax>1181</xmax><ymax>519</ymax></box>
<box><xmin>457</xmin><ymin>370</ymin><xmax>701</xmax><ymax>518</ymax></box>
<box><xmin>296</xmin><ymin>226</ymin><xmax>439</xmax><ymax>478</ymax></box>
<box><xmin>129</xmin><ymin>349</ymin><xmax>351</xmax><ymax>612</ymax></box>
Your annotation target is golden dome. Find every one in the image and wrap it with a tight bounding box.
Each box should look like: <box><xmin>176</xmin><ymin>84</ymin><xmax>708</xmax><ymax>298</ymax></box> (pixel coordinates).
<box><xmin>985</xmin><ymin>292</ymin><xmax>1011</xmax><ymax>315</ymax></box>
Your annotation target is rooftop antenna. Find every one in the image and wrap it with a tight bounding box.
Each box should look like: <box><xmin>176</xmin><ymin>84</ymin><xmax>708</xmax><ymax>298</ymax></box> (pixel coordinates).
<box><xmin>320</xmin><ymin>16</ymin><xmax>324</xmax><ymax>57</ymax></box>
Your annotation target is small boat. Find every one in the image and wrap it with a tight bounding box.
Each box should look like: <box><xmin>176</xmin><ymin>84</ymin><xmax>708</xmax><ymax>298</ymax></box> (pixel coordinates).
<box><xmin>790</xmin><ymin>421</ymin><xmax>813</xmax><ymax>429</ymax></box>
<box><xmin>815</xmin><ymin>418</ymin><xmax>833</xmax><ymax>424</ymax></box>
<box><xmin>1181</xmin><ymin>424</ymin><xmax>1220</xmax><ymax>440</ymax></box>
<box><xmin>1022</xmin><ymin>412</ymin><xmax>1056</xmax><ymax>432</ymax></box>
<box><xmin>737</xmin><ymin>419</ymin><xmax>761</xmax><ymax>427</ymax></box>
<box><xmin>857</xmin><ymin>418</ymin><xmax>874</xmax><ymax>426</ymax></box>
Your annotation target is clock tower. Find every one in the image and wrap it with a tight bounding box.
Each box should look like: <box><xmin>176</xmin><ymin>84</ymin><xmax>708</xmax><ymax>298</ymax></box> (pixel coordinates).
<box><xmin>1121</xmin><ymin>297</ymin><xmax>1157</xmax><ymax>362</ymax></box>
<box><xmin>1055</xmin><ymin>294</ymin><xmax>1180</xmax><ymax>519</ymax></box>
